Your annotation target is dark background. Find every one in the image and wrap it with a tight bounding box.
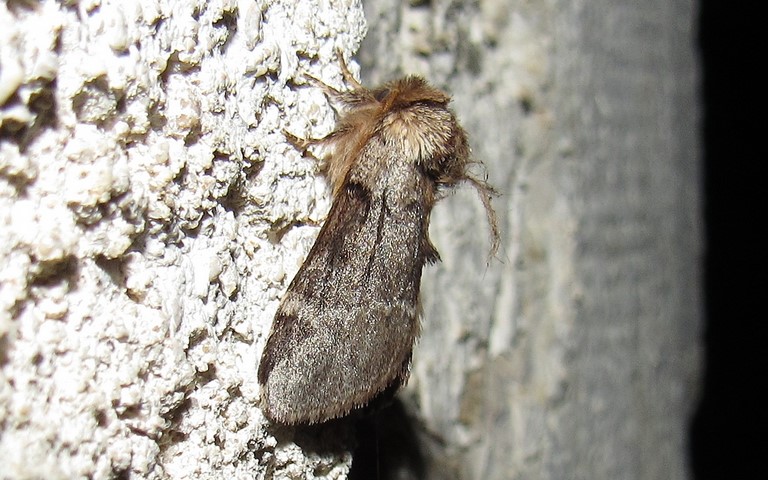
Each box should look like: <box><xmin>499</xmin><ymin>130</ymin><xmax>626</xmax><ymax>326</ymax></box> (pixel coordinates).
<box><xmin>691</xmin><ymin>1</ymin><xmax>764</xmax><ymax>478</ymax></box>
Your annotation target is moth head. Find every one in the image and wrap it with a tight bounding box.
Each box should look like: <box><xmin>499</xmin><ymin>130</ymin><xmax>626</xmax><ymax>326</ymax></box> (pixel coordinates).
<box><xmin>375</xmin><ymin>77</ymin><xmax>471</xmax><ymax>182</ymax></box>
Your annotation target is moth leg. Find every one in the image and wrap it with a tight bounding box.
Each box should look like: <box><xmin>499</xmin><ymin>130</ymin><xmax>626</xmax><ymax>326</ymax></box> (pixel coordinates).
<box><xmin>334</xmin><ymin>48</ymin><xmax>364</xmax><ymax>91</ymax></box>
<box><xmin>302</xmin><ymin>49</ymin><xmax>372</xmax><ymax>108</ymax></box>
<box><xmin>302</xmin><ymin>72</ymin><xmax>367</xmax><ymax>109</ymax></box>
<box><xmin>304</xmin><ymin>73</ymin><xmax>344</xmax><ymax>98</ymax></box>
<box><xmin>282</xmin><ymin>129</ymin><xmax>311</xmax><ymax>151</ymax></box>
<box><xmin>283</xmin><ymin>124</ymin><xmax>349</xmax><ymax>148</ymax></box>
<box><xmin>283</xmin><ymin>129</ymin><xmax>328</xmax><ymax>162</ymax></box>
<box><xmin>301</xmin><ymin>51</ymin><xmax>362</xmax><ymax>94</ymax></box>
<box><xmin>283</xmin><ymin>125</ymin><xmax>354</xmax><ymax>169</ymax></box>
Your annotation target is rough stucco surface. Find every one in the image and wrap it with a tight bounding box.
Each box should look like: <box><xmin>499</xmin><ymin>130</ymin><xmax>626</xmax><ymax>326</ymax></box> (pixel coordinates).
<box><xmin>359</xmin><ymin>0</ymin><xmax>701</xmax><ymax>479</ymax></box>
<box><xmin>2</xmin><ymin>0</ymin><xmax>701</xmax><ymax>479</ymax></box>
<box><xmin>1</xmin><ymin>0</ymin><xmax>364</xmax><ymax>478</ymax></box>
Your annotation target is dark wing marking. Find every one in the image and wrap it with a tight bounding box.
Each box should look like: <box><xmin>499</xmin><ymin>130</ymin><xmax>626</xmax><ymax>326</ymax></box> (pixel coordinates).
<box><xmin>258</xmin><ymin>179</ymin><xmax>434</xmax><ymax>424</ymax></box>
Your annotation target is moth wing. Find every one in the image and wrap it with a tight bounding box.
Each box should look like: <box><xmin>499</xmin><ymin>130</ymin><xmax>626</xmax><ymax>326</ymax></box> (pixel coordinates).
<box><xmin>258</xmin><ymin>180</ymin><xmax>435</xmax><ymax>424</ymax></box>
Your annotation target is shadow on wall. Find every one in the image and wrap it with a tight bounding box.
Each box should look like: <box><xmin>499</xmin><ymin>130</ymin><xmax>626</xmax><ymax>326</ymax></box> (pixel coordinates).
<box><xmin>349</xmin><ymin>400</ymin><xmax>425</xmax><ymax>480</ymax></box>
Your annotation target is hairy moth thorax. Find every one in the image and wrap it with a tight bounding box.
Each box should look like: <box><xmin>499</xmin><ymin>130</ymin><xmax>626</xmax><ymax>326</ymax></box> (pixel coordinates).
<box><xmin>321</xmin><ymin>75</ymin><xmax>478</xmax><ymax>197</ymax></box>
<box><xmin>258</xmin><ymin>55</ymin><xmax>499</xmax><ymax>425</ymax></box>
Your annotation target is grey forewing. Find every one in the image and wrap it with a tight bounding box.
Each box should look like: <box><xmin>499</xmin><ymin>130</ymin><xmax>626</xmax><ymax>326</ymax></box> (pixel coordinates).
<box><xmin>258</xmin><ymin>160</ymin><xmax>433</xmax><ymax>423</ymax></box>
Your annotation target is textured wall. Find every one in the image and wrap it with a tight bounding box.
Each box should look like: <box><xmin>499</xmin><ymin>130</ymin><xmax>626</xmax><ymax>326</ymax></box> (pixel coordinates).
<box><xmin>1</xmin><ymin>0</ymin><xmax>365</xmax><ymax>478</ymax></box>
<box><xmin>1</xmin><ymin>0</ymin><xmax>701</xmax><ymax>479</ymax></box>
<box><xmin>358</xmin><ymin>0</ymin><xmax>701</xmax><ymax>479</ymax></box>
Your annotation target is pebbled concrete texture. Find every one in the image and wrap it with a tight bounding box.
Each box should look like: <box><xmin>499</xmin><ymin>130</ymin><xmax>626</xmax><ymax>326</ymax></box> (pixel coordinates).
<box><xmin>358</xmin><ymin>1</ymin><xmax>701</xmax><ymax>479</ymax></box>
<box><xmin>2</xmin><ymin>0</ymin><xmax>702</xmax><ymax>479</ymax></box>
<box><xmin>1</xmin><ymin>0</ymin><xmax>365</xmax><ymax>478</ymax></box>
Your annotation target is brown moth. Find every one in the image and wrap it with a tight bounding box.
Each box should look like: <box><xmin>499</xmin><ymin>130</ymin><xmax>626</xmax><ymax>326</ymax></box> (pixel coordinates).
<box><xmin>258</xmin><ymin>56</ymin><xmax>499</xmax><ymax>425</ymax></box>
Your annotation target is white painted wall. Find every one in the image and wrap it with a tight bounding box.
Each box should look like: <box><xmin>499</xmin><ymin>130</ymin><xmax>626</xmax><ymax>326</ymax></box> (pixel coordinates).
<box><xmin>1</xmin><ymin>1</ymin><xmax>365</xmax><ymax>478</ymax></box>
<box><xmin>1</xmin><ymin>0</ymin><xmax>701</xmax><ymax>479</ymax></box>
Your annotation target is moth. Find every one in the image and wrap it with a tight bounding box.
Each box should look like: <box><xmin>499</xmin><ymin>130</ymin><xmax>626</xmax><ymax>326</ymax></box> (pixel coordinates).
<box><xmin>258</xmin><ymin>56</ymin><xmax>499</xmax><ymax>425</ymax></box>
